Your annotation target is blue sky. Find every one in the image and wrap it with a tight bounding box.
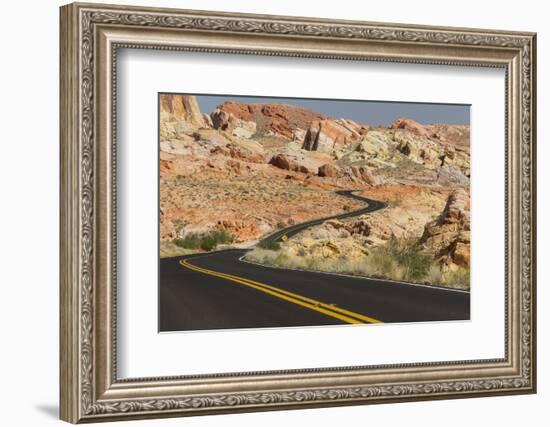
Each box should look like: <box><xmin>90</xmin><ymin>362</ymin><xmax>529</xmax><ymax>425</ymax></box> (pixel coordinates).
<box><xmin>187</xmin><ymin>94</ymin><xmax>470</xmax><ymax>126</ymax></box>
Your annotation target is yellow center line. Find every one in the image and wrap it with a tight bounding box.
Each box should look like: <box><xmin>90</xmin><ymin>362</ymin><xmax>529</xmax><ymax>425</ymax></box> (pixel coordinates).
<box><xmin>180</xmin><ymin>258</ymin><xmax>382</xmax><ymax>325</ymax></box>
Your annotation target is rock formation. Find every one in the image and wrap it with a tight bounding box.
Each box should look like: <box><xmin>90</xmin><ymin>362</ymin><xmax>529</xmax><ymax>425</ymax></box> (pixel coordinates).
<box><xmin>390</xmin><ymin>117</ymin><xmax>431</xmax><ymax>138</ymax></box>
<box><xmin>159</xmin><ymin>94</ymin><xmax>209</xmax><ymax>140</ymax></box>
<box><xmin>212</xmin><ymin>101</ymin><xmax>327</xmax><ymax>140</ymax></box>
<box><xmin>428</xmin><ymin>124</ymin><xmax>470</xmax><ymax>146</ymax></box>
<box><xmin>210</xmin><ymin>108</ymin><xmax>257</xmax><ymax>138</ymax></box>
<box><xmin>420</xmin><ymin>189</ymin><xmax>470</xmax><ymax>267</ymax></box>
<box><xmin>269</xmin><ymin>153</ymin><xmax>317</xmax><ymax>174</ymax></box>
<box><xmin>160</xmin><ymin>94</ymin><xmax>207</xmax><ymax>128</ymax></box>
<box><xmin>318</xmin><ymin>163</ymin><xmax>339</xmax><ymax>177</ymax></box>
<box><xmin>317</xmin><ymin>163</ymin><xmax>378</xmax><ymax>185</ymax></box>
<box><xmin>302</xmin><ymin>119</ymin><xmax>367</xmax><ymax>153</ymax></box>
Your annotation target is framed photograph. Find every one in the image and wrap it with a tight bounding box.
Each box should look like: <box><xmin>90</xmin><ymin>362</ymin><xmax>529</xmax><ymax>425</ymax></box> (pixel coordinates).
<box><xmin>60</xmin><ymin>2</ymin><xmax>537</xmax><ymax>423</ymax></box>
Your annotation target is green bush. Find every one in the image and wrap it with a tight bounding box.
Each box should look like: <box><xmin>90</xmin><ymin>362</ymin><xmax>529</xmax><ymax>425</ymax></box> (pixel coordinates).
<box><xmin>367</xmin><ymin>249</ymin><xmax>402</xmax><ymax>280</ymax></box>
<box><xmin>172</xmin><ymin>229</ymin><xmax>234</xmax><ymax>252</ymax></box>
<box><xmin>391</xmin><ymin>240</ymin><xmax>433</xmax><ymax>281</ymax></box>
<box><xmin>257</xmin><ymin>240</ymin><xmax>281</xmax><ymax>250</ymax></box>
<box><xmin>172</xmin><ymin>234</ymin><xmax>201</xmax><ymax>249</ymax></box>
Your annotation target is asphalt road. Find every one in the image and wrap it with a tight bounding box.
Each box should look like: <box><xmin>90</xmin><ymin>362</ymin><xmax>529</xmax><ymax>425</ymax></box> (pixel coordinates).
<box><xmin>159</xmin><ymin>191</ymin><xmax>470</xmax><ymax>332</ymax></box>
<box><xmin>258</xmin><ymin>190</ymin><xmax>387</xmax><ymax>244</ymax></box>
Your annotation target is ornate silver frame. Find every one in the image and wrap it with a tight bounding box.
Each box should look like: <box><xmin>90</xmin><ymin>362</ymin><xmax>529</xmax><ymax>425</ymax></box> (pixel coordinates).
<box><xmin>60</xmin><ymin>2</ymin><xmax>537</xmax><ymax>423</ymax></box>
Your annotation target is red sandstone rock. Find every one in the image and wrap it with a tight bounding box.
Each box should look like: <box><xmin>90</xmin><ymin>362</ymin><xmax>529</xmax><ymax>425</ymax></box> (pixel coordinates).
<box><xmin>302</xmin><ymin>119</ymin><xmax>367</xmax><ymax>153</ymax></box>
<box><xmin>390</xmin><ymin>117</ymin><xmax>430</xmax><ymax>138</ymax></box>
<box><xmin>318</xmin><ymin>163</ymin><xmax>339</xmax><ymax>177</ymax></box>
<box><xmin>212</xmin><ymin>101</ymin><xmax>328</xmax><ymax>140</ymax></box>
<box><xmin>269</xmin><ymin>153</ymin><xmax>316</xmax><ymax>174</ymax></box>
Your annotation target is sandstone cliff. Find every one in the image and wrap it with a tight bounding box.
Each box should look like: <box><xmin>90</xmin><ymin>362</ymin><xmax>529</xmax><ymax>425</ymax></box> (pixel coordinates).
<box><xmin>302</xmin><ymin>119</ymin><xmax>368</xmax><ymax>153</ymax></box>
<box><xmin>160</xmin><ymin>94</ymin><xmax>208</xmax><ymax>140</ymax></box>
<box><xmin>420</xmin><ymin>189</ymin><xmax>470</xmax><ymax>268</ymax></box>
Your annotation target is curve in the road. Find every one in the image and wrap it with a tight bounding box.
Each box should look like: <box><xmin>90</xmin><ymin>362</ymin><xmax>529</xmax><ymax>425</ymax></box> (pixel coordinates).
<box><xmin>258</xmin><ymin>190</ymin><xmax>386</xmax><ymax>245</ymax></box>
<box><xmin>159</xmin><ymin>190</ymin><xmax>470</xmax><ymax>332</ymax></box>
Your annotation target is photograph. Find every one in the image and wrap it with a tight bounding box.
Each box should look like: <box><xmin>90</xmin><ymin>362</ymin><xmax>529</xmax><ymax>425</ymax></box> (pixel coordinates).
<box><xmin>158</xmin><ymin>94</ymin><xmax>471</xmax><ymax>331</ymax></box>
<box><xmin>56</xmin><ymin>2</ymin><xmax>536</xmax><ymax>422</ymax></box>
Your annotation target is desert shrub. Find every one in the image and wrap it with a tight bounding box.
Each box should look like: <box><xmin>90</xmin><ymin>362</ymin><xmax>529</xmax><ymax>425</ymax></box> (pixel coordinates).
<box><xmin>244</xmin><ymin>248</ymin><xmax>271</xmax><ymax>264</ymax></box>
<box><xmin>172</xmin><ymin>229</ymin><xmax>233</xmax><ymax>252</ymax></box>
<box><xmin>274</xmin><ymin>252</ymin><xmax>291</xmax><ymax>266</ymax></box>
<box><xmin>257</xmin><ymin>239</ymin><xmax>281</xmax><ymax>250</ymax></box>
<box><xmin>245</xmin><ymin>248</ymin><xmax>308</xmax><ymax>270</ymax></box>
<box><xmin>367</xmin><ymin>249</ymin><xmax>397</xmax><ymax>277</ymax></box>
<box><xmin>391</xmin><ymin>240</ymin><xmax>433</xmax><ymax>281</ymax></box>
<box><xmin>365</xmin><ymin>238</ymin><xmax>433</xmax><ymax>282</ymax></box>
<box><xmin>159</xmin><ymin>240</ymin><xmax>196</xmax><ymax>258</ymax></box>
<box><xmin>305</xmin><ymin>257</ymin><xmax>323</xmax><ymax>271</ymax></box>
<box><xmin>442</xmin><ymin>267</ymin><xmax>470</xmax><ymax>289</ymax></box>
<box><xmin>173</xmin><ymin>234</ymin><xmax>202</xmax><ymax>249</ymax></box>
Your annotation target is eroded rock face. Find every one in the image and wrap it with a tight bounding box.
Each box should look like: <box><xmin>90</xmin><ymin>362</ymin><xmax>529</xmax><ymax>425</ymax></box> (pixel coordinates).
<box><xmin>212</xmin><ymin>101</ymin><xmax>327</xmax><ymax>140</ymax></box>
<box><xmin>336</xmin><ymin>119</ymin><xmax>370</xmax><ymax>139</ymax></box>
<box><xmin>210</xmin><ymin>143</ymin><xmax>265</xmax><ymax>164</ymax></box>
<box><xmin>340</xmin><ymin>131</ymin><xmax>402</xmax><ymax>169</ymax></box>
<box><xmin>210</xmin><ymin>108</ymin><xmax>257</xmax><ymax>138</ymax></box>
<box><xmin>160</xmin><ymin>94</ymin><xmax>207</xmax><ymax>129</ymax></box>
<box><xmin>269</xmin><ymin>153</ymin><xmax>317</xmax><ymax>174</ymax></box>
<box><xmin>421</xmin><ymin>189</ymin><xmax>470</xmax><ymax>267</ymax></box>
<box><xmin>302</xmin><ymin>119</ymin><xmax>366</xmax><ymax>153</ymax></box>
<box><xmin>318</xmin><ymin>163</ymin><xmax>339</xmax><ymax>177</ymax></box>
<box><xmin>390</xmin><ymin>117</ymin><xmax>431</xmax><ymax>138</ymax></box>
<box><xmin>303</xmin><ymin>120</ymin><xmax>343</xmax><ymax>152</ymax></box>
<box><xmin>317</xmin><ymin>163</ymin><xmax>378</xmax><ymax>185</ymax></box>
<box><xmin>394</xmin><ymin>131</ymin><xmax>442</xmax><ymax>168</ymax></box>
<box><xmin>429</xmin><ymin>124</ymin><xmax>470</xmax><ymax>147</ymax></box>
<box><xmin>344</xmin><ymin>165</ymin><xmax>379</xmax><ymax>185</ymax></box>
<box><xmin>436</xmin><ymin>164</ymin><xmax>470</xmax><ymax>186</ymax></box>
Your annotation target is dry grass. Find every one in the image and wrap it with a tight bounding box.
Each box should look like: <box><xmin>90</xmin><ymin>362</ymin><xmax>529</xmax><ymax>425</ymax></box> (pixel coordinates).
<box><xmin>441</xmin><ymin>267</ymin><xmax>470</xmax><ymax>289</ymax></box>
<box><xmin>159</xmin><ymin>241</ymin><xmax>198</xmax><ymax>258</ymax></box>
<box><xmin>244</xmin><ymin>239</ymin><xmax>470</xmax><ymax>290</ymax></box>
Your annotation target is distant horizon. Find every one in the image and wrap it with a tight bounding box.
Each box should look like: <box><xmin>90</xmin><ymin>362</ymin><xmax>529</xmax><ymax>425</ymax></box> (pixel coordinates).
<box><xmin>179</xmin><ymin>93</ymin><xmax>470</xmax><ymax>127</ymax></box>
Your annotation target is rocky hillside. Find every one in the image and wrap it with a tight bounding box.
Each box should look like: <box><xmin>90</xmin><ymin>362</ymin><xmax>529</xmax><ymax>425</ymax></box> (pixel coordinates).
<box><xmin>159</xmin><ymin>94</ymin><xmax>470</xmax><ymax>286</ymax></box>
<box><xmin>211</xmin><ymin>101</ymin><xmax>329</xmax><ymax>140</ymax></box>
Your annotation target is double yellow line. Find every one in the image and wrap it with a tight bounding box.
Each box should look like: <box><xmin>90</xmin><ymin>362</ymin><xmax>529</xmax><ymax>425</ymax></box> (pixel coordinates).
<box><xmin>180</xmin><ymin>258</ymin><xmax>382</xmax><ymax>325</ymax></box>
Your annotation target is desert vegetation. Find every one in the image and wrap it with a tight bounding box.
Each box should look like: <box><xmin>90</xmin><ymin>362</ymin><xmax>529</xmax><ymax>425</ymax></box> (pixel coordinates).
<box><xmin>245</xmin><ymin>237</ymin><xmax>469</xmax><ymax>289</ymax></box>
<box><xmin>173</xmin><ymin>229</ymin><xmax>234</xmax><ymax>251</ymax></box>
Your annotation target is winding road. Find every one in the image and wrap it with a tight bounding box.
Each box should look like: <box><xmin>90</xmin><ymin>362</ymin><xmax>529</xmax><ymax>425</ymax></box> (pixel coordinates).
<box><xmin>159</xmin><ymin>190</ymin><xmax>470</xmax><ymax>332</ymax></box>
